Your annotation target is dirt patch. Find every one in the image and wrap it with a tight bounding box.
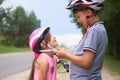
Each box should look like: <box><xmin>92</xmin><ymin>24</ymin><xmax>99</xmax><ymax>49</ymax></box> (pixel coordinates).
<box><xmin>102</xmin><ymin>64</ymin><xmax>120</xmax><ymax>80</ymax></box>
<box><xmin>1</xmin><ymin>69</ymin><xmax>30</xmax><ymax>80</ymax></box>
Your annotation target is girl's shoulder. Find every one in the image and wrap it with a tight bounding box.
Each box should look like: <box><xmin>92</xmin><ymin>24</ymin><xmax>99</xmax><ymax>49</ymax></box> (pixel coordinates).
<box><xmin>37</xmin><ymin>53</ymin><xmax>56</xmax><ymax>66</ymax></box>
<box><xmin>37</xmin><ymin>53</ymin><xmax>49</xmax><ymax>65</ymax></box>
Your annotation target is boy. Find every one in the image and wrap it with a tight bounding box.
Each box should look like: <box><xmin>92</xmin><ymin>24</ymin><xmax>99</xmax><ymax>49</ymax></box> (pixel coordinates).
<box><xmin>55</xmin><ymin>0</ymin><xmax>108</xmax><ymax>80</ymax></box>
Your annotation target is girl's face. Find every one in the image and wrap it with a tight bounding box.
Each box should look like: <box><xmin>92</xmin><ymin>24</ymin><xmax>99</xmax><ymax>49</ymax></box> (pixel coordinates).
<box><xmin>74</xmin><ymin>11</ymin><xmax>87</xmax><ymax>28</ymax></box>
<box><xmin>48</xmin><ymin>34</ymin><xmax>58</xmax><ymax>48</ymax></box>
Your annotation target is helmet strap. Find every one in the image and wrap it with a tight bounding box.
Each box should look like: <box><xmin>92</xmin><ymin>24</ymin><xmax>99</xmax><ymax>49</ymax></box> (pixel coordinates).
<box><xmin>39</xmin><ymin>49</ymin><xmax>53</xmax><ymax>52</ymax></box>
<box><xmin>47</xmin><ymin>44</ymin><xmax>57</xmax><ymax>52</ymax></box>
<box><xmin>82</xmin><ymin>10</ymin><xmax>91</xmax><ymax>39</ymax></box>
<box><xmin>39</xmin><ymin>40</ymin><xmax>57</xmax><ymax>53</ymax></box>
<box><xmin>83</xmin><ymin>10</ymin><xmax>91</xmax><ymax>28</ymax></box>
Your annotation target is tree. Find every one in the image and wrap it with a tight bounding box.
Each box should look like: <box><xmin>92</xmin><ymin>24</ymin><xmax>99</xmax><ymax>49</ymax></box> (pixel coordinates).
<box><xmin>11</xmin><ymin>6</ymin><xmax>40</xmax><ymax>47</ymax></box>
<box><xmin>100</xmin><ymin>0</ymin><xmax>120</xmax><ymax>59</ymax></box>
<box><xmin>0</xmin><ymin>0</ymin><xmax>4</xmax><ymax>4</ymax></box>
<box><xmin>0</xmin><ymin>5</ymin><xmax>40</xmax><ymax>47</ymax></box>
<box><xmin>0</xmin><ymin>0</ymin><xmax>12</xmax><ymax>35</ymax></box>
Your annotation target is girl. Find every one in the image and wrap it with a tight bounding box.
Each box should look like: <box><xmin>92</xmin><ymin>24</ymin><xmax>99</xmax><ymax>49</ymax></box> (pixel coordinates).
<box><xmin>28</xmin><ymin>27</ymin><xmax>58</xmax><ymax>80</ymax></box>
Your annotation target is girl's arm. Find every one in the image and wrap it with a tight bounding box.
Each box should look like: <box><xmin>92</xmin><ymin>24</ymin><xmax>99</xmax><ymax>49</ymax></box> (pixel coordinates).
<box><xmin>37</xmin><ymin>56</ymin><xmax>49</xmax><ymax>80</ymax></box>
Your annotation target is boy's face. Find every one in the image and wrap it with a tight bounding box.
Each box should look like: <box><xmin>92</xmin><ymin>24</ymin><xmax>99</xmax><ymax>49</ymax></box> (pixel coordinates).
<box><xmin>74</xmin><ymin>10</ymin><xmax>87</xmax><ymax>28</ymax></box>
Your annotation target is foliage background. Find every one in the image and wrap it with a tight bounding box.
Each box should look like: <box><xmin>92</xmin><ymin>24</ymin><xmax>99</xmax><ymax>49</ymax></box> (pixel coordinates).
<box><xmin>0</xmin><ymin>0</ymin><xmax>40</xmax><ymax>47</ymax></box>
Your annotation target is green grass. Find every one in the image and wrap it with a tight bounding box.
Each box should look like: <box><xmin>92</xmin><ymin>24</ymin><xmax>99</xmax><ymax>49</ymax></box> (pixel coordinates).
<box><xmin>0</xmin><ymin>44</ymin><xmax>68</xmax><ymax>54</ymax></box>
<box><xmin>104</xmin><ymin>54</ymin><xmax>120</xmax><ymax>74</ymax></box>
<box><xmin>0</xmin><ymin>36</ymin><xmax>5</xmax><ymax>41</ymax></box>
<box><xmin>0</xmin><ymin>45</ymin><xmax>31</xmax><ymax>54</ymax></box>
<box><xmin>0</xmin><ymin>36</ymin><xmax>31</xmax><ymax>54</ymax></box>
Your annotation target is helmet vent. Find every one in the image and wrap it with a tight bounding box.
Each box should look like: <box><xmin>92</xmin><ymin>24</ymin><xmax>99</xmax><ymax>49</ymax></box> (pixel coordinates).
<box><xmin>86</xmin><ymin>0</ymin><xmax>92</xmax><ymax>2</ymax></box>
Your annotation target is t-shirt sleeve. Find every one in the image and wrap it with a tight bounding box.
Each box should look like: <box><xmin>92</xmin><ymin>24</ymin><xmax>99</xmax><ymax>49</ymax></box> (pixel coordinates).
<box><xmin>83</xmin><ymin>28</ymin><xmax>100</xmax><ymax>54</ymax></box>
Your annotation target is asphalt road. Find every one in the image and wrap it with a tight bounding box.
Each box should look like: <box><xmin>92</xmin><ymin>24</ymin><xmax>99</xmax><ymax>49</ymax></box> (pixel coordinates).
<box><xmin>0</xmin><ymin>52</ymin><xmax>33</xmax><ymax>79</ymax></box>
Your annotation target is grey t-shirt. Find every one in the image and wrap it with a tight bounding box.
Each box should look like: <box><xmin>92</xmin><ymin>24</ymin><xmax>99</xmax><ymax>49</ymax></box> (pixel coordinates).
<box><xmin>70</xmin><ymin>21</ymin><xmax>108</xmax><ymax>80</ymax></box>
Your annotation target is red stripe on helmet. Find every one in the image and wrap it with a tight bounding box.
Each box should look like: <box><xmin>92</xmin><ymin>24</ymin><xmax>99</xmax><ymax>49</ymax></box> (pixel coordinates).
<box><xmin>75</xmin><ymin>2</ymin><xmax>98</xmax><ymax>7</ymax></box>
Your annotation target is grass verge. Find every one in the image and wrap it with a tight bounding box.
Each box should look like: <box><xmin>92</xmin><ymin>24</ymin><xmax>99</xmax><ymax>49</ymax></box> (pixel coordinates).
<box><xmin>0</xmin><ymin>45</ymin><xmax>30</xmax><ymax>54</ymax></box>
<box><xmin>0</xmin><ymin>36</ymin><xmax>31</xmax><ymax>54</ymax></box>
<box><xmin>104</xmin><ymin>54</ymin><xmax>120</xmax><ymax>74</ymax></box>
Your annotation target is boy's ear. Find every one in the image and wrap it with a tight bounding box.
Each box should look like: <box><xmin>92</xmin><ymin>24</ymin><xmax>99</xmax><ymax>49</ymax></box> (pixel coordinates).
<box><xmin>86</xmin><ymin>9</ymin><xmax>92</xmax><ymax>16</ymax></box>
<box><xmin>83</xmin><ymin>9</ymin><xmax>92</xmax><ymax>18</ymax></box>
<box><xmin>87</xmin><ymin>9</ymin><xmax>95</xmax><ymax>17</ymax></box>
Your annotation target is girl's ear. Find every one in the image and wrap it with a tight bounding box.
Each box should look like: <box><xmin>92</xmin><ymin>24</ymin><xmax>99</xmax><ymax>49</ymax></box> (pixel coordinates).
<box><xmin>40</xmin><ymin>42</ymin><xmax>46</xmax><ymax>48</ymax></box>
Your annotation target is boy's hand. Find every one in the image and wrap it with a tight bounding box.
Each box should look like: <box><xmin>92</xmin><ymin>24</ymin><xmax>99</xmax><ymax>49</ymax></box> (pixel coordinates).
<box><xmin>54</xmin><ymin>48</ymin><xmax>67</xmax><ymax>59</ymax></box>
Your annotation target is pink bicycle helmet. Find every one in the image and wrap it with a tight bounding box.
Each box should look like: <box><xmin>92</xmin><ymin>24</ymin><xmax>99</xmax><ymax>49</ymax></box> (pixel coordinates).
<box><xmin>28</xmin><ymin>27</ymin><xmax>50</xmax><ymax>52</ymax></box>
<box><xmin>66</xmin><ymin>0</ymin><xmax>105</xmax><ymax>12</ymax></box>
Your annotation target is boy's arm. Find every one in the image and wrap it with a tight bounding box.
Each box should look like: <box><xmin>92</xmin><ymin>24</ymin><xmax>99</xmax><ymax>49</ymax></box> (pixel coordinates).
<box><xmin>55</xmin><ymin>49</ymin><xmax>95</xmax><ymax>69</ymax></box>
